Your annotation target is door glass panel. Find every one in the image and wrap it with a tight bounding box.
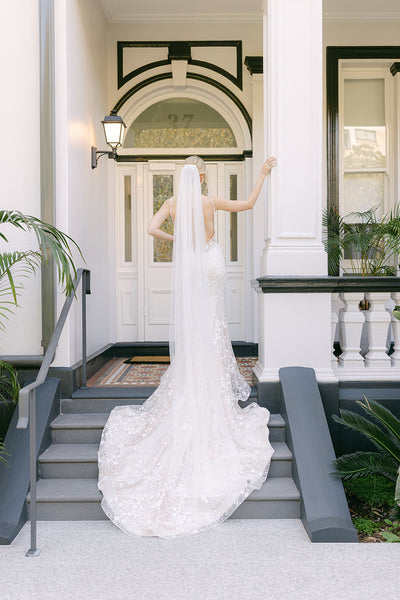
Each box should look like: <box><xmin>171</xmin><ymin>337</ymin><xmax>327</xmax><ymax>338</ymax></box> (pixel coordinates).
<box><xmin>229</xmin><ymin>174</ymin><xmax>238</xmax><ymax>262</ymax></box>
<box><xmin>343</xmin><ymin>79</ymin><xmax>386</xmax><ymax>169</ymax></box>
<box><xmin>343</xmin><ymin>173</ymin><xmax>384</xmax><ymax>218</ymax></box>
<box><xmin>124</xmin><ymin>176</ymin><xmax>132</xmax><ymax>262</ymax></box>
<box><xmin>153</xmin><ymin>174</ymin><xmax>173</xmax><ymax>262</ymax></box>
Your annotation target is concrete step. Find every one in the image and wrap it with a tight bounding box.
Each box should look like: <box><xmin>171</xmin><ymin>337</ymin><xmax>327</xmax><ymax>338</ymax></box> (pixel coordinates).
<box><xmin>50</xmin><ymin>412</ymin><xmax>286</xmax><ymax>444</ymax></box>
<box><xmin>38</xmin><ymin>439</ymin><xmax>292</xmax><ymax>479</ymax></box>
<box><xmin>61</xmin><ymin>386</ymin><xmax>259</xmax><ymax>414</ymax></box>
<box><xmin>27</xmin><ymin>476</ymin><xmax>300</xmax><ymax>520</ymax></box>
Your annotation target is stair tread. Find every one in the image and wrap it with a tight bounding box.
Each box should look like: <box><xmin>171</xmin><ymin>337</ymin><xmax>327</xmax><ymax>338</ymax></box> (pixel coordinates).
<box><xmin>39</xmin><ymin>444</ymin><xmax>100</xmax><ymax>462</ymax></box>
<box><xmin>51</xmin><ymin>412</ymin><xmax>285</xmax><ymax>429</ymax></box>
<box><xmin>39</xmin><ymin>440</ymin><xmax>291</xmax><ymax>463</ymax></box>
<box><xmin>27</xmin><ymin>476</ymin><xmax>300</xmax><ymax>503</ymax></box>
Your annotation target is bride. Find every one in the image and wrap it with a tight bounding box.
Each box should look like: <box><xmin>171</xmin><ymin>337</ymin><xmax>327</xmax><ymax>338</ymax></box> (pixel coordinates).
<box><xmin>97</xmin><ymin>155</ymin><xmax>277</xmax><ymax>538</ymax></box>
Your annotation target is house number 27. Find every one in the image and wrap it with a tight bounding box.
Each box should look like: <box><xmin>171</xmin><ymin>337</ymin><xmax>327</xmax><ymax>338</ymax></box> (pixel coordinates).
<box><xmin>168</xmin><ymin>113</ymin><xmax>194</xmax><ymax>128</ymax></box>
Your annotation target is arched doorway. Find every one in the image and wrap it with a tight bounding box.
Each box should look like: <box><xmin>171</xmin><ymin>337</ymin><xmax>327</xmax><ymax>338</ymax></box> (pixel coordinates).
<box><xmin>113</xmin><ymin>82</ymin><xmax>252</xmax><ymax>342</ymax></box>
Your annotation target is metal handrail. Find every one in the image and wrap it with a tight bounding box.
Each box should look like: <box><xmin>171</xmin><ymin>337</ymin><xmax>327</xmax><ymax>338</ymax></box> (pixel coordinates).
<box><xmin>16</xmin><ymin>268</ymin><xmax>91</xmax><ymax>556</ymax></box>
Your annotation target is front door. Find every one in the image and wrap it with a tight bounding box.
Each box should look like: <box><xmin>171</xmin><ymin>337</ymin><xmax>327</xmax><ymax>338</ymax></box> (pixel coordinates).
<box><xmin>115</xmin><ymin>161</ymin><xmax>247</xmax><ymax>342</ymax></box>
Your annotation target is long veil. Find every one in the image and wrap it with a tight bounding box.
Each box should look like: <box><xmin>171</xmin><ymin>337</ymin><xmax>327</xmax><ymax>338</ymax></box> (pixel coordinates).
<box><xmin>167</xmin><ymin>165</ymin><xmax>222</xmax><ymax>492</ymax></box>
<box><xmin>169</xmin><ymin>164</ymin><xmax>219</xmax><ymax>396</ymax></box>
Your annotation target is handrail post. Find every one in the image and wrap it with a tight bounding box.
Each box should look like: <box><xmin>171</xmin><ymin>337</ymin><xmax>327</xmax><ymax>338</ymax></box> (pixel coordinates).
<box><xmin>26</xmin><ymin>389</ymin><xmax>40</xmax><ymax>557</ymax></box>
<box><xmin>15</xmin><ymin>267</ymin><xmax>91</xmax><ymax>556</ymax></box>
<box><xmin>81</xmin><ymin>270</ymin><xmax>87</xmax><ymax>388</ymax></box>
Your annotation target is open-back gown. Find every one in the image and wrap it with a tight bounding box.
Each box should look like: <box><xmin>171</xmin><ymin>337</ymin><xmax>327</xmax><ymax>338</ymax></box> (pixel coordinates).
<box><xmin>97</xmin><ymin>197</ymin><xmax>275</xmax><ymax>537</ymax></box>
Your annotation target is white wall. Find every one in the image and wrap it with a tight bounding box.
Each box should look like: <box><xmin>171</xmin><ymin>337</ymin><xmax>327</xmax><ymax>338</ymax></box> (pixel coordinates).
<box><xmin>107</xmin><ymin>21</ymin><xmax>263</xmax><ymax>112</ymax></box>
<box><xmin>0</xmin><ymin>0</ymin><xmax>42</xmax><ymax>355</ymax></box>
<box><xmin>53</xmin><ymin>0</ymin><xmax>110</xmax><ymax>367</ymax></box>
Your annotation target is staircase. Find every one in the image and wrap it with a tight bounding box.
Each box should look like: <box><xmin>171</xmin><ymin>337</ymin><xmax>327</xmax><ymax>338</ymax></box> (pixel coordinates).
<box><xmin>27</xmin><ymin>387</ymin><xmax>301</xmax><ymax>520</ymax></box>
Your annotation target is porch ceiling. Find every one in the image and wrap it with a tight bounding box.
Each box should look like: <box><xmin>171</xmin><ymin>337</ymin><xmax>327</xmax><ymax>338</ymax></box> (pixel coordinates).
<box><xmin>100</xmin><ymin>0</ymin><xmax>400</xmax><ymax>22</ymax></box>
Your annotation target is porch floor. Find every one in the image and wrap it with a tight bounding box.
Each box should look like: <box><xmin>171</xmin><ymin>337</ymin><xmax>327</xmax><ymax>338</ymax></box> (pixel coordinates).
<box><xmin>2</xmin><ymin>519</ymin><xmax>398</xmax><ymax>600</ymax></box>
<box><xmin>87</xmin><ymin>356</ymin><xmax>258</xmax><ymax>387</ymax></box>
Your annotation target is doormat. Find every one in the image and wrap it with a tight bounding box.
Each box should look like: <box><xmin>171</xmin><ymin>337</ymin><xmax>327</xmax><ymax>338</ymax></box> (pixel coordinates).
<box><xmin>124</xmin><ymin>356</ymin><xmax>170</xmax><ymax>364</ymax></box>
<box><xmin>87</xmin><ymin>357</ymin><xmax>258</xmax><ymax>387</ymax></box>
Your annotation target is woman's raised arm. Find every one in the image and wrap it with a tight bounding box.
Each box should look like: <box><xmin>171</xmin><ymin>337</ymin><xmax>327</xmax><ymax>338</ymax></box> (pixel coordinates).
<box><xmin>213</xmin><ymin>156</ymin><xmax>277</xmax><ymax>213</ymax></box>
<box><xmin>147</xmin><ymin>198</ymin><xmax>174</xmax><ymax>241</ymax></box>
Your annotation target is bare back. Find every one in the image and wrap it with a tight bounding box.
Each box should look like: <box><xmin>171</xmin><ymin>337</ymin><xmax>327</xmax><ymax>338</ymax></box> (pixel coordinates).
<box><xmin>169</xmin><ymin>195</ymin><xmax>216</xmax><ymax>243</ymax></box>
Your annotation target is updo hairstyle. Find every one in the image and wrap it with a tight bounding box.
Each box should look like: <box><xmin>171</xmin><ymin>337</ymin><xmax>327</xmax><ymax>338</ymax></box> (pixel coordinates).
<box><xmin>183</xmin><ymin>155</ymin><xmax>207</xmax><ymax>176</ymax></box>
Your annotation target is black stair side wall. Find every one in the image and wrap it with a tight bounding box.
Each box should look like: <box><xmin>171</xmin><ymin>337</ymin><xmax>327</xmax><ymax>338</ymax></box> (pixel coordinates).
<box><xmin>279</xmin><ymin>367</ymin><xmax>358</xmax><ymax>543</ymax></box>
<box><xmin>0</xmin><ymin>377</ymin><xmax>60</xmax><ymax>545</ymax></box>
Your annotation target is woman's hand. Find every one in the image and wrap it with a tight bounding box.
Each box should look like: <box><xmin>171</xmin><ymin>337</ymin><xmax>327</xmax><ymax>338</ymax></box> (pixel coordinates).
<box><xmin>260</xmin><ymin>156</ymin><xmax>277</xmax><ymax>177</ymax></box>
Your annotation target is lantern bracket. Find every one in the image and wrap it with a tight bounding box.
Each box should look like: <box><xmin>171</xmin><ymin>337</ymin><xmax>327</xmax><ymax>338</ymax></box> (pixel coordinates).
<box><xmin>91</xmin><ymin>146</ymin><xmax>117</xmax><ymax>169</ymax></box>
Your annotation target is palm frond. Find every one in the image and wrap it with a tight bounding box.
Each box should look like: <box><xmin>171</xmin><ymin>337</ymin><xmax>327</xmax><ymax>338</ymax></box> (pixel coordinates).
<box><xmin>0</xmin><ymin>360</ymin><xmax>20</xmax><ymax>404</ymax></box>
<box><xmin>0</xmin><ymin>210</ymin><xmax>85</xmax><ymax>296</ymax></box>
<box><xmin>356</xmin><ymin>397</ymin><xmax>400</xmax><ymax>446</ymax></box>
<box><xmin>0</xmin><ymin>441</ymin><xmax>11</xmax><ymax>466</ymax></box>
<box><xmin>332</xmin><ymin>410</ymin><xmax>400</xmax><ymax>463</ymax></box>
<box><xmin>331</xmin><ymin>450</ymin><xmax>398</xmax><ymax>481</ymax></box>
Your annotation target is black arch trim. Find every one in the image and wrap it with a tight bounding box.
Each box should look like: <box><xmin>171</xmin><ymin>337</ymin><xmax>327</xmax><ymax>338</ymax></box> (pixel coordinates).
<box><xmin>117</xmin><ymin>41</ymin><xmax>242</xmax><ymax>90</ymax></box>
<box><xmin>112</xmin><ymin>72</ymin><xmax>173</xmax><ymax>113</ymax></box>
<box><xmin>112</xmin><ymin>72</ymin><xmax>252</xmax><ymax>140</ymax></box>
<box><xmin>116</xmin><ymin>151</ymin><xmax>252</xmax><ymax>163</ymax></box>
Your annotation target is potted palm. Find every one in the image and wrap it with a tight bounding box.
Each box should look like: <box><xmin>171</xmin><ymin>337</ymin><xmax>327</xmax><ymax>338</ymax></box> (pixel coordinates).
<box><xmin>322</xmin><ymin>204</ymin><xmax>400</xmax><ymax>277</ymax></box>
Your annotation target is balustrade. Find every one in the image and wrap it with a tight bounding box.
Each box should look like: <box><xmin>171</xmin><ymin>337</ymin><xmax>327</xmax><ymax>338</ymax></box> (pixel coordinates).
<box><xmin>255</xmin><ymin>275</ymin><xmax>400</xmax><ymax>381</ymax></box>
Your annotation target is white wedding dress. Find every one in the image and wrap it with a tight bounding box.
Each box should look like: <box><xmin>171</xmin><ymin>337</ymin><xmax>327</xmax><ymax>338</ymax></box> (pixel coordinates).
<box><xmin>97</xmin><ymin>166</ymin><xmax>274</xmax><ymax>538</ymax></box>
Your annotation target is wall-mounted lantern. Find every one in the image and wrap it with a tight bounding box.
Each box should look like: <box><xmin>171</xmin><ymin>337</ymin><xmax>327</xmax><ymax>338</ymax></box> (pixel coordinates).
<box><xmin>91</xmin><ymin>110</ymin><xmax>126</xmax><ymax>169</ymax></box>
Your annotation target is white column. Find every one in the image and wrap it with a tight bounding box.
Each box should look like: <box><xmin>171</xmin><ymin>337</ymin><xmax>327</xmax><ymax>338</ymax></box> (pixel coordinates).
<box><xmin>261</xmin><ymin>0</ymin><xmax>326</xmax><ymax>276</ymax></box>
<box><xmin>254</xmin><ymin>0</ymin><xmax>335</xmax><ymax>382</ymax></box>
<box><xmin>251</xmin><ymin>72</ymin><xmax>265</xmax><ymax>342</ymax></box>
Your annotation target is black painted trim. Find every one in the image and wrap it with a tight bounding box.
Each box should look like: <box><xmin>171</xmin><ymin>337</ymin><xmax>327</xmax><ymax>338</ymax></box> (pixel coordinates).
<box><xmin>116</xmin><ymin>152</ymin><xmax>252</xmax><ymax>163</ymax></box>
<box><xmin>0</xmin><ymin>378</ymin><xmax>60</xmax><ymax>545</ymax></box>
<box><xmin>254</xmin><ymin>275</ymin><xmax>400</xmax><ymax>294</ymax></box>
<box><xmin>117</xmin><ymin>40</ymin><xmax>243</xmax><ymax>90</ymax></box>
<box><xmin>390</xmin><ymin>62</ymin><xmax>400</xmax><ymax>76</ymax></box>
<box><xmin>186</xmin><ymin>72</ymin><xmax>251</xmax><ymax>135</ymax></box>
<box><xmin>244</xmin><ymin>56</ymin><xmax>263</xmax><ymax>75</ymax></box>
<box><xmin>112</xmin><ymin>71</ymin><xmax>252</xmax><ymax>140</ymax></box>
<box><xmin>326</xmin><ymin>46</ymin><xmax>400</xmax><ymax>212</ymax></box>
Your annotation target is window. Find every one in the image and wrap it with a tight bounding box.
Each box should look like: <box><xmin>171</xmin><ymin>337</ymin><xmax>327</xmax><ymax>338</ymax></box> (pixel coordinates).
<box><xmin>124</xmin><ymin>98</ymin><xmax>237</xmax><ymax>149</ymax></box>
<box><xmin>340</xmin><ymin>69</ymin><xmax>392</xmax><ymax>221</ymax></box>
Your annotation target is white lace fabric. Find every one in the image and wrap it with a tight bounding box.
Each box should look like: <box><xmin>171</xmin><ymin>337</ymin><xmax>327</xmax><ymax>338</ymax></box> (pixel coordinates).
<box><xmin>97</xmin><ymin>166</ymin><xmax>275</xmax><ymax>538</ymax></box>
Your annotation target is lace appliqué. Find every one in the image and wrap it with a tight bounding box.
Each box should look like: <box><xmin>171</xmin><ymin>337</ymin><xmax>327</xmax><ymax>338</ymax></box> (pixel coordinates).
<box><xmin>97</xmin><ymin>237</ymin><xmax>275</xmax><ymax>538</ymax></box>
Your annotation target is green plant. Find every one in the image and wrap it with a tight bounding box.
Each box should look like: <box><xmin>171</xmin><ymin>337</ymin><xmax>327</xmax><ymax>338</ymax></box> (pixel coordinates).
<box><xmin>352</xmin><ymin>517</ymin><xmax>380</xmax><ymax>536</ymax></box>
<box><xmin>0</xmin><ymin>210</ymin><xmax>84</xmax><ymax>465</ymax></box>
<box><xmin>381</xmin><ymin>519</ymin><xmax>400</xmax><ymax>542</ymax></box>
<box><xmin>344</xmin><ymin>473</ymin><xmax>395</xmax><ymax>506</ymax></box>
<box><xmin>331</xmin><ymin>397</ymin><xmax>400</xmax><ymax>512</ymax></box>
<box><xmin>322</xmin><ymin>204</ymin><xmax>400</xmax><ymax>276</ymax></box>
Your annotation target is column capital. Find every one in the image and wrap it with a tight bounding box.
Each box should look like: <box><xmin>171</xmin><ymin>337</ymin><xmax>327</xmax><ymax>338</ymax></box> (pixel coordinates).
<box><xmin>244</xmin><ymin>56</ymin><xmax>263</xmax><ymax>75</ymax></box>
<box><xmin>390</xmin><ymin>62</ymin><xmax>400</xmax><ymax>76</ymax></box>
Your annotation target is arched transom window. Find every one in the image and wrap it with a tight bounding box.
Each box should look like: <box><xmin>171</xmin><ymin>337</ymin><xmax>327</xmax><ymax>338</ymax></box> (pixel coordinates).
<box><xmin>123</xmin><ymin>98</ymin><xmax>237</xmax><ymax>148</ymax></box>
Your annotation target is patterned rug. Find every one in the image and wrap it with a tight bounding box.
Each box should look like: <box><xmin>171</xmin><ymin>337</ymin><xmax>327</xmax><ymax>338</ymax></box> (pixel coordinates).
<box><xmin>87</xmin><ymin>357</ymin><xmax>258</xmax><ymax>387</ymax></box>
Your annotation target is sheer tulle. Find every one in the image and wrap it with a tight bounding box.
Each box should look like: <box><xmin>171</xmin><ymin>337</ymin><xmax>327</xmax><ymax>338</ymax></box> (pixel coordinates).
<box><xmin>97</xmin><ymin>166</ymin><xmax>275</xmax><ymax>538</ymax></box>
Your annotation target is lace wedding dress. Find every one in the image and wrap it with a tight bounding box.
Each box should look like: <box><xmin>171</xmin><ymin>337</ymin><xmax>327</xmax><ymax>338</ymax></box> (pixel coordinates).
<box><xmin>97</xmin><ymin>165</ymin><xmax>274</xmax><ymax>538</ymax></box>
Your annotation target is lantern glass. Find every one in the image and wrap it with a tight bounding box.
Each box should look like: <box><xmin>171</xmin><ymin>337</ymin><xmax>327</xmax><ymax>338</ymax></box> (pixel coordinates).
<box><xmin>102</xmin><ymin>114</ymin><xmax>126</xmax><ymax>149</ymax></box>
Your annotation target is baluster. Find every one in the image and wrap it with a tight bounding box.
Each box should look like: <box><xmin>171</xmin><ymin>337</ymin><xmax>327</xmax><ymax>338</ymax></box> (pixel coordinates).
<box><xmin>338</xmin><ymin>292</ymin><xmax>365</xmax><ymax>369</ymax></box>
<box><xmin>364</xmin><ymin>292</ymin><xmax>391</xmax><ymax>370</ymax></box>
<box><xmin>390</xmin><ymin>292</ymin><xmax>400</xmax><ymax>368</ymax></box>
<box><xmin>331</xmin><ymin>292</ymin><xmax>339</xmax><ymax>368</ymax></box>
